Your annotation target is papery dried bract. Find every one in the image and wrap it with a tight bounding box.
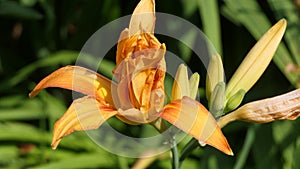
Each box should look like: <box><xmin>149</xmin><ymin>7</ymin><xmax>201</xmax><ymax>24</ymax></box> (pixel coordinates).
<box><xmin>218</xmin><ymin>88</ymin><xmax>300</xmax><ymax>128</ymax></box>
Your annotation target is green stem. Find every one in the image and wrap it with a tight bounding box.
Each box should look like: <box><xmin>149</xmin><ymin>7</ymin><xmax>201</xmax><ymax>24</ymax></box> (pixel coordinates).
<box><xmin>171</xmin><ymin>138</ymin><xmax>179</xmax><ymax>169</ymax></box>
<box><xmin>233</xmin><ymin>124</ymin><xmax>257</xmax><ymax>169</ymax></box>
<box><xmin>179</xmin><ymin>138</ymin><xmax>198</xmax><ymax>168</ymax></box>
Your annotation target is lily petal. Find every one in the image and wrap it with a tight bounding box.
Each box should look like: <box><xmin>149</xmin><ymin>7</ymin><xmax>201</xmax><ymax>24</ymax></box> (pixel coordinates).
<box><xmin>52</xmin><ymin>96</ymin><xmax>118</xmax><ymax>149</ymax></box>
<box><xmin>226</xmin><ymin>19</ymin><xmax>287</xmax><ymax>100</ymax></box>
<box><xmin>159</xmin><ymin>96</ymin><xmax>233</xmax><ymax>155</ymax></box>
<box><xmin>29</xmin><ymin>66</ymin><xmax>117</xmax><ymax>107</ymax></box>
<box><xmin>129</xmin><ymin>0</ymin><xmax>155</xmax><ymax>35</ymax></box>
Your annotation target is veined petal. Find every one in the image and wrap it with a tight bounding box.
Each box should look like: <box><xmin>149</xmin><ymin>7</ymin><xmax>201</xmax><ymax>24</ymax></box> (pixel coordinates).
<box><xmin>114</xmin><ymin>44</ymin><xmax>166</xmax><ymax>111</ymax></box>
<box><xmin>129</xmin><ymin>0</ymin><xmax>155</xmax><ymax>35</ymax></box>
<box><xmin>52</xmin><ymin>96</ymin><xmax>117</xmax><ymax>149</ymax></box>
<box><xmin>226</xmin><ymin>19</ymin><xmax>287</xmax><ymax>100</ymax></box>
<box><xmin>159</xmin><ymin>96</ymin><xmax>233</xmax><ymax>155</ymax></box>
<box><xmin>29</xmin><ymin>66</ymin><xmax>117</xmax><ymax>108</ymax></box>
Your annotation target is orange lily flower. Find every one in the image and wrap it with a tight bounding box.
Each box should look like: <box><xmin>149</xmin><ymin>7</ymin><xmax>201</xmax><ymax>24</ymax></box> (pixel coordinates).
<box><xmin>29</xmin><ymin>0</ymin><xmax>233</xmax><ymax>155</ymax></box>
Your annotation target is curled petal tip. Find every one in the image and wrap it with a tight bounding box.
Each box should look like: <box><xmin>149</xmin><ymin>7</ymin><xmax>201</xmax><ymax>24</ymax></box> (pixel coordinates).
<box><xmin>160</xmin><ymin>97</ymin><xmax>233</xmax><ymax>155</ymax></box>
<box><xmin>51</xmin><ymin>96</ymin><xmax>117</xmax><ymax>148</ymax></box>
<box><xmin>28</xmin><ymin>66</ymin><xmax>116</xmax><ymax>107</ymax></box>
<box><xmin>51</xmin><ymin>140</ymin><xmax>60</xmax><ymax>150</ymax></box>
<box><xmin>28</xmin><ymin>92</ymin><xmax>35</xmax><ymax>99</ymax></box>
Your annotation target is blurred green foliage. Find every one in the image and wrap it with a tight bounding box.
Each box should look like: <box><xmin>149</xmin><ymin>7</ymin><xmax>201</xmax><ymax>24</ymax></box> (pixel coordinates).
<box><xmin>0</xmin><ymin>0</ymin><xmax>300</xmax><ymax>168</ymax></box>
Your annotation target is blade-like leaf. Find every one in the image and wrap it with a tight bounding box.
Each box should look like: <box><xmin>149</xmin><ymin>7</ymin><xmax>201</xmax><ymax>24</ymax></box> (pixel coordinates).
<box><xmin>0</xmin><ymin>1</ymin><xmax>42</xmax><ymax>20</ymax></box>
<box><xmin>198</xmin><ymin>0</ymin><xmax>222</xmax><ymax>54</ymax></box>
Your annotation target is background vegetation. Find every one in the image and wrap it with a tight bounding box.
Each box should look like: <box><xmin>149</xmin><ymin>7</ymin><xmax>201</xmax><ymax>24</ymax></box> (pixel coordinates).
<box><xmin>0</xmin><ymin>0</ymin><xmax>300</xmax><ymax>168</ymax></box>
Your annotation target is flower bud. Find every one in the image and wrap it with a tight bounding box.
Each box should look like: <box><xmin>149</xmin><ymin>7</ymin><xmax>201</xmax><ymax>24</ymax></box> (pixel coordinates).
<box><xmin>113</xmin><ymin>31</ymin><xmax>166</xmax><ymax>123</ymax></box>
<box><xmin>226</xmin><ymin>19</ymin><xmax>287</xmax><ymax>99</ymax></box>
<box><xmin>206</xmin><ymin>54</ymin><xmax>224</xmax><ymax>103</ymax></box>
<box><xmin>209</xmin><ymin>82</ymin><xmax>225</xmax><ymax>117</ymax></box>
<box><xmin>224</xmin><ymin>89</ymin><xmax>246</xmax><ymax>113</ymax></box>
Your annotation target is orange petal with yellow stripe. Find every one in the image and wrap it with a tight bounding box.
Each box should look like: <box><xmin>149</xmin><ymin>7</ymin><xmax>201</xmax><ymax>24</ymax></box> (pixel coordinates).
<box><xmin>29</xmin><ymin>66</ymin><xmax>116</xmax><ymax>107</ymax></box>
<box><xmin>159</xmin><ymin>96</ymin><xmax>233</xmax><ymax>155</ymax></box>
<box><xmin>51</xmin><ymin>96</ymin><xmax>117</xmax><ymax>149</ymax></box>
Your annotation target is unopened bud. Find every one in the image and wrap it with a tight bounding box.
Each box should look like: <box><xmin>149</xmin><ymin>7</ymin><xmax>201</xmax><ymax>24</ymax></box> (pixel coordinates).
<box><xmin>172</xmin><ymin>64</ymin><xmax>189</xmax><ymax>101</ymax></box>
<box><xmin>206</xmin><ymin>54</ymin><xmax>224</xmax><ymax>102</ymax></box>
<box><xmin>226</xmin><ymin>19</ymin><xmax>287</xmax><ymax>99</ymax></box>
<box><xmin>225</xmin><ymin>89</ymin><xmax>246</xmax><ymax>113</ymax></box>
<box><xmin>209</xmin><ymin>82</ymin><xmax>226</xmax><ymax>117</ymax></box>
<box><xmin>189</xmin><ymin>73</ymin><xmax>200</xmax><ymax>100</ymax></box>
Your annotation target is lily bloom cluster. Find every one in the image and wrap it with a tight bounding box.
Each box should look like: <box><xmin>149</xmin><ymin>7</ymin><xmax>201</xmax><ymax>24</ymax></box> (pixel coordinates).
<box><xmin>29</xmin><ymin>0</ymin><xmax>300</xmax><ymax>158</ymax></box>
<box><xmin>29</xmin><ymin>0</ymin><xmax>232</xmax><ymax>155</ymax></box>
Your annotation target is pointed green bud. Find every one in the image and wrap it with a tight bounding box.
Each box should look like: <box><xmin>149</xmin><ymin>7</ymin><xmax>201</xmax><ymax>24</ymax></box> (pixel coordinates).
<box><xmin>189</xmin><ymin>73</ymin><xmax>200</xmax><ymax>99</ymax></box>
<box><xmin>206</xmin><ymin>54</ymin><xmax>224</xmax><ymax>102</ymax></box>
<box><xmin>225</xmin><ymin>89</ymin><xmax>246</xmax><ymax>113</ymax></box>
<box><xmin>226</xmin><ymin>19</ymin><xmax>287</xmax><ymax>99</ymax></box>
<box><xmin>209</xmin><ymin>82</ymin><xmax>226</xmax><ymax>117</ymax></box>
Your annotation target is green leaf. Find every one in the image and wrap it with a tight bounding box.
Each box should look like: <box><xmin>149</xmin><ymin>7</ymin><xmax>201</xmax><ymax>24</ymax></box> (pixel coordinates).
<box><xmin>178</xmin><ymin>29</ymin><xmax>197</xmax><ymax>62</ymax></box>
<box><xmin>252</xmin><ymin>125</ymin><xmax>278</xmax><ymax>169</ymax></box>
<box><xmin>0</xmin><ymin>146</ymin><xmax>19</xmax><ymax>163</ymax></box>
<box><xmin>28</xmin><ymin>152</ymin><xmax>116</xmax><ymax>169</ymax></box>
<box><xmin>198</xmin><ymin>0</ymin><xmax>222</xmax><ymax>54</ymax></box>
<box><xmin>0</xmin><ymin>99</ymin><xmax>44</xmax><ymax>121</ymax></box>
<box><xmin>20</xmin><ymin>0</ymin><xmax>37</xmax><ymax>7</ymax></box>
<box><xmin>180</xmin><ymin>0</ymin><xmax>198</xmax><ymax>17</ymax></box>
<box><xmin>267</xmin><ymin>0</ymin><xmax>300</xmax><ymax>66</ymax></box>
<box><xmin>293</xmin><ymin>136</ymin><xmax>300</xmax><ymax>169</ymax></box>
<box><xmin>272</xmin><ymin>121</ymin><xmax>293</xmax><ymax>144</ymax></box>
<box><xmin>0</xmin><ymin>1</ymin><xmax>42</xmax><ymax>20</ymax></box>
<box><xmin>283</xmin><ymin>142</ymin><xmax>294</xmax><ymax>169</ymax></box>
<box><xmin>0</xmin><ymin>122</ymin><xmax>50</xmax><ymax>143</ymax></box>
<box><xmin>0</xmin><ymin>50</ymin><xmax>78</xmax><ymax>91</ymax></box>
<box><xmin>98</xmin><ymin>59</ymin><xmax>115</xmax><ymax>79</ymax></box>
<box><xmin>0</xmin><ymin>95</ymin><xmax>24</xmax><ymax>108</ymax></box>
<box><xmin>233</xmin><ymin>125</ymin><xmax>257</xmax><ymax>169</ymax></box>
<box><xmin>221</xmin><ymin>0</ymin><xmax>299</xmax><ymax>88</ymax></box>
